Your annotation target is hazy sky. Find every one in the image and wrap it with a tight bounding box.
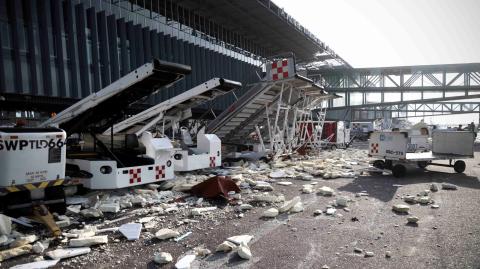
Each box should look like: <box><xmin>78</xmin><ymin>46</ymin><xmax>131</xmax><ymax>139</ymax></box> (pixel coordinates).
<box><xmin>273</xmin><ymin>0</ymin><xmax>480</xmax><ymax>68</ymax></box>
<box><xmin>273</xmin><ymin>0</ymin><xmax>480</xmax><ymax>124</ymax></box>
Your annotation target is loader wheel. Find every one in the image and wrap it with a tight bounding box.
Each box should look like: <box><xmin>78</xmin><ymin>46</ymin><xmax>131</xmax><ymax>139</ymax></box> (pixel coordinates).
<box><xmin>4</xmin><ymin>190</ymin><xmax>32</xmax><ymax>216</ymax></box>
<box><xmin>44</xmin><ymin>186</ymin><xmax>67</xmax><ymax>214</ymax></box>
<box><xmin>373</xmin><ymin>160</ymin><xmax>385</xmax><ymax>169</ymax></box>
<box><xmin>417</xmin><ymin>161</ymin><xmax>429</xmax><ymax>169</ymax></box>
<box><xmin>453</xmin><ymin>160</ymin><xmax>466</xmax><ymax>173</ymax></box>
<box><xmin>392</xmin><ymin>164</ymin><xmax>407</xmax><ymax>178</ymax></box>
<box><xmin>385</xmin><ymin>160</ymin><xmax>393</xmax><ymax>170</ymax></box>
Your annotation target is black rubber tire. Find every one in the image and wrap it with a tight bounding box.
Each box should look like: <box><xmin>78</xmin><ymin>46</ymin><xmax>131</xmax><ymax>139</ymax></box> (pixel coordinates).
<box><xmin>417</xmin><ymin>161</ymin><xmax>428</xmax><ymax>169</ymax></box>
<box><xmin>453</xmin><ymin>160</ymin><xmax>466</xmax><ymax>173</ymax></box>
<box><xmin>4</xmin><ymin>190</ymin><xmax>32</xmax><ymax>216</ymax></box>
<box><xmin>44</xmin><ymin>186</ymin><xmax>67</xmax><ymax>214</ymax></box>
<box><xmin>392</xmin><ymin>164</ymin><xmax>407</xmax><ymax>178</ymax></box>
<box><xmin>330</xmin><ymin>145</ymin><xmax>337</xmax><ymax>150</ymax></box>
<box><xmin>373</xmin><ymin>160</ymin><xmax>385</xmax><ymax>169</ymax></box>
<box><xmin>385</xmin><ymin>160</ymin><xmax>393</xmax><ymax>170</ymax></box>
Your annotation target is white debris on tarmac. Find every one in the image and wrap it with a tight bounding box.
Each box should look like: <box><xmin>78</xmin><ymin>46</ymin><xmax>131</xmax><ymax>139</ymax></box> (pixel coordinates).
<box><xmin>318</xmin><ymin>186</ymin><xmax>335</xmax><ymax>196</ymax></box>
<box><xmin>174</xmin><ymin>231</ymin><xmax>192</xmax><ymax>242</ymax></box>
<box><xmin>335</xmin><ymin>196</ymin><xmax>349</xmax><ymax>207</ymax></box>
<box><xmin>0</xmin><ymin>244</ymin><xmax>32</xmax><ymax>262</ymax></box>
<box><xmin>69</xmin><ymin>235</ymin><xmax>108</xmax><ymax>247</ymax></box>
<box><xmin>326</xmin><ymin>208</ymin><xmax>336</xmax><ymax>215</ymax></box>
<box><xmin>251</xmin><ymin>194</ymin><xmax>285</xmax><ymax>203</ymax></box>
<box><xmin>407</xmin><ymin>216</ymin><xmax>419</xmax><ymax>223</ymax></box>
<box><xmin>237</xmin><ymin>242</ymin><xmax>252</xmax><ymax>260</ymax></box>
<box><xmin>227</xmin><ymin>234</ymin><xmax>253</xmax><ymax>245</ymax></box>
<box><xmin>278</xmin><ymin>196</ymin><xmax>301</xmax><ymax>213</ymax></box>
<box><xmin>302</xmin><ymin>184</ymin><xmax>314</xmax><ymax>194</ymax></box>
<box><xmin>191</xmin><ymin>206</ymin><xmax>217</xmax><ymax>216</ymax></box>
<box><xmin>442</xmin><ymin>183</ymin><xmax>458</xmax><ymax>190</ymax></box>
<box><xmin>216</xmin><ymin>241</ymin><xmax>237</xmax><ymax>252</ymax></box>
<box><xmin>392</xmin><ymin>204</ymin><xmax>410</xmax><ymax>213</ymax></box>
<box><xmin>290</xmin><ymin>202</ymin><xmax>304</xmax><ymax>213</ymax></box>
<box><xmin>46</xmin><ymin>247</ymin><xmax>91</xmax><ymax>260</ymax></box>
<box><xmin>32</xmin><ymin>241</ymin><xmax>46</xmax><ymax>254</ymax></box>
<box><xmin>194</xmin><ymin>246</ymin><xmax>211</xmax><ymax>257</ymax></box>
<box><xmin>0</xmin><ymin>214</ymin><xmax>12</xmax><ymax>236</ymax></box>
<box><xmin>9</xmin><ymin>259</ymin><xmax>59</xmax><ymax>269</ymax></box>
<box><xmin>154</xmin><ymin>252</ymin><xmax>173</xmax><ymax>264</ymax></box>
<box><xmin>119</xmin><ymin>223</ymin><xmax>142</xmax><ymax>240</ymax></box>
<box><xmin>155</xmin><ymin>228</ymin><xmax>180</xmax><ymax>240</ymax></box>
<box><xmin>263</xmin><ymin>208</ymin><xmax>279</xmax><ymax>218</ymax></box>
<box><xmin>175</xmin><ymin>254</ymin><xmax>196</xmax><ymax>269</ymax></box>
<box><xmin>239</xmin><ymin>204</ymin><xmax>254</xmax><ymax>211</ymax></box>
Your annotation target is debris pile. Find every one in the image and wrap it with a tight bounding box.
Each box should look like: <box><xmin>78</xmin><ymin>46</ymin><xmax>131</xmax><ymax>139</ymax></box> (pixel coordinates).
<box><xmin>1</xmin><ymin>146</ymin><xmax>463</xmax><ymax>268</ymax></box>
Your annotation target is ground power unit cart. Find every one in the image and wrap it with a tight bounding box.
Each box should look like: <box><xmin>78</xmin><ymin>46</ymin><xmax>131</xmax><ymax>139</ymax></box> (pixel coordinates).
<box><xmin>369</xmin><ymin>131</ymin><xmax>475</xmax><ymax>177</ymax></box>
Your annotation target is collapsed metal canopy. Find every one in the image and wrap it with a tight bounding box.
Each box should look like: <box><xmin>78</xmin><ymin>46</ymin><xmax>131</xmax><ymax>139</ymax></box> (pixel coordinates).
<box><xmin>41</xmin><ymin>59</ymin><xmax>191</xmax><ymax>134</ymax></box>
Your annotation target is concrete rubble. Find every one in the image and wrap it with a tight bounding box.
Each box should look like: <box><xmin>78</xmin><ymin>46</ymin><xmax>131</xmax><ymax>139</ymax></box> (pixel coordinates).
<box><xmin>407</xmin><ymin>216</ymin><xmax>420</xmax><ymax>224</ymax></box>
<box><xmin>0</xmin><ymin>214</ymin><xmax>12</xmax><ymax>236</ymax></box>
<box><xmin>326</xmin><ymin>208</ymin><xmax>337</xmax><ymax>215</ymax></box>
<box><xmin>318</xmin><ymin>186</ymin><xmax>335</xmax><ymax>196</ymax></box>
<box><xmin>155</xmin><ymin>228</ymin><xmax>180</xmax><ymax>240</ymax></box>
<box><xmin>0</xmin><ymin>244</ymin><xmax>32</xmax><ymax>262</ymax></box>
<box><xmin>335</xmin><ymin>196</ymin><xmax>349</xmax><ymax>207</ymax></box>
<box><xmin>119</xmin><ymin>223</ymin><xmax>142</xmax><ymax>240</ymax></box>
<box><xmin>237</xmin><ymin>242</ymin><xmax>252</xmax><ymax>259</ymax></box>
<box><xmin>2</xmin><ymin>146</ymin><xmax>466</xmax><ymax>268</ymax></box>
<box><xmin>191</xmin><ymin>207</ymin><xmax>217</xmax><ymax>216</ymax></box>
<box><xmin>32</xmin><ymin>241</ymin><xmax>46</xmax><ymax>254</ymax></box>
<box><xmin>263</xmin><ymin>208</ymin><xmax>279</xmax><ymax>218</ymax></box>
<box><xmin>69</xmin><ymin>235</ymin><xmax>108</xmax><ymax>247</ymax></box>
<box><xmin>442</xmin><ymin>183</ymin><xmax>458</xmax><ymax>190</ymax></box>
<box><xmin>175</xmin><ymin>254</ymin><xmax>196</xmax><ymax>269</ymax></box>
<box><xmin>9</xmin><ymin>259</ymin><xmax>59</xmax><ymax>269</ymax></box>
<box><xmin>194</xmin><ymin>246</ymin><xmax>211</xmax><ymax>257</ymax></box>
<box><xmin>227</xmin><ymin>234</ymin><xmax>253</xmax><ymax>245</ymax></box>
<box><xmin>154</xmin><ymin>252</ymin><xmax>173</xmax><ymax>264</ymax></box>
<box><xmin>364</xmin><ymin>251</ymin><xmax>375</xmax><ymax>257</ymax></box>
<box><xmin>278</xmin><ymin>196</ymin><xmax>301</xmax><ymax>213</ymax></box>
<box><xmin>302</xmin><ymin>184</ymin><xmax>314</xmax><ymax>193</ymax></box>
<box><xmin>216</xmin><ymin>241</ymin><xmax>237</xmax><ymax>252</ymax></box>
<box><xmin>392</xmin><ymin>204</ymin><xmax>410</xmax><ymax>213</ymax></box>
<box><xmin>46</xmin><ymin>247</ymin><xmax>91</xmax><ymax>260</ymax></box>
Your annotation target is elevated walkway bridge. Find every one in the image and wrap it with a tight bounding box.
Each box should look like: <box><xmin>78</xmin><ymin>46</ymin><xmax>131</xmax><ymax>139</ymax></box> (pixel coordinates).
<box><xmin>307</xmin><ymin>63</ymin><xmax>480</xmax><ymax>120</ymax></box>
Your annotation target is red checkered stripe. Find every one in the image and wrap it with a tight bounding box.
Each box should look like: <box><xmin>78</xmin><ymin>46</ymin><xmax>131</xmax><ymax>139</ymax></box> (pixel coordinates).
<box><xmin>129</xmin><ymin>168</ymin><xmax>141</xmax><ymax>184</ymax></box>
<box><xmin>271</xmin><ymin>59</ymin><xmax>289</xmax><ymax>81</ymax></box>
<box><xmin>370</xmin><ymin>143</ymin><xmax>379</xmax><ymax>154</ymax></box>
<box><xmin>155</xmin><ymin>165</ymin><xmax>166</xmax><ymax>180</ymax></box>
<box><xmin>209</xmin><ymin>156</ymin><xmax>216</xmax><ymax>168</ymax></box>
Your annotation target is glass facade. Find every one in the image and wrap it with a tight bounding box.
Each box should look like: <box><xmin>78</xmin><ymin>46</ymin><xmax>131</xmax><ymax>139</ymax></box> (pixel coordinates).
<box><xmin>0</xmin><ymin>0</ymin><xmax>262</xmax><ymax>113</ymax></box>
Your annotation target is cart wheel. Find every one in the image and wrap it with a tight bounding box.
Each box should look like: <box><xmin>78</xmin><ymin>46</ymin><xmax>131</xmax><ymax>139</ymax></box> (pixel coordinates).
<box><xmin>417</xmin><ymin>161</ymin><xmax>428</xmax><ymax>169</ymax></box>
<box><xmin>373</xmin><ymin>160</ymin><xmax>385</xmax><ymax>169</ymax></box>
<box><xmin>453</xmin><ymin>160</ymin><xmax>466</xmax><ymax>173</ymax></box>
<box><xmin>385</xmin><ymin>160</ymin><xmax>393</xmax><ymax>170</ymax></box>
<box><xmin>392</xmin><ymin>164</ymin><xmax>407</xmax><ymax>178</ymax></box>
<box><xmin>44</xmin><ymin>186</ymin><xmax>67</xmax><ymax>215</ymax></box>
<box><xmin>330</xmin><ymin>145</ymin><xmax>337</xmax><ymax>150</ymax></box>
